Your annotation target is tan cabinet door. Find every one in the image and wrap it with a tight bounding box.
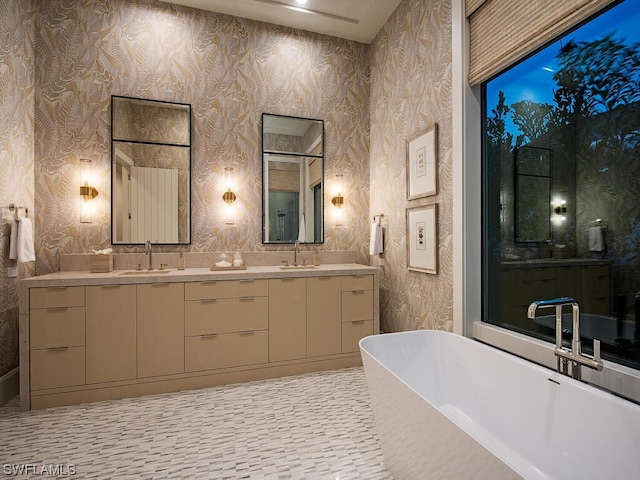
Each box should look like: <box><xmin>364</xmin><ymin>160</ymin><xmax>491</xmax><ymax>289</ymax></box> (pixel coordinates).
<box><xmin>137</xmin><ymin>283</ymin><xmax>185</xmax><ymax>377</ymax></box>
<box><xmin>307</xmin><ymin>276</ymin><xmax>341</xmax><ymax>357</ymax></box>
<box><xmin>269</xmin><ymin>278</ymin><xmax>306</xmax><ymax>362</ymax></box>
<box><xmin>86</xmin><ymin>285</ymin><xmax>137</xmax><ymax>384</ymax></box>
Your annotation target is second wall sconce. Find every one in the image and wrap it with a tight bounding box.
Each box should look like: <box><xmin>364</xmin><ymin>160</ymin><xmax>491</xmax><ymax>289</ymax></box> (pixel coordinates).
<box><xmin>80</xmin><ymin>158</ymin><xmax>98</xmax><ymax>223</ymax></box>
<box><xmin>332</xmin><ymin>173</ymin><xmax>345</xmax><ymax>226</ymax></box>
<box><xmin>222</xmin><ymin>166</ymin><xmax>237</xmax><ymax>225</ymax></box>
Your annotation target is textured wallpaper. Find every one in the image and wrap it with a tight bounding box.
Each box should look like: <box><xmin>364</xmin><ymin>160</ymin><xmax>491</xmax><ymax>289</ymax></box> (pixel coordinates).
<box><xmin>370</xmin><ymin>0</ymin><xmax>454</xmax><ymax>333</ymax></box>
<box><xmin>34</xmin><ymin>0</ymin><xmax>370</xmax><ymax>274</ymax></box>
<box><xmin>0</xmin><ymin>0</ymin><xmax>35</xmax><ymax>378</ymax></box>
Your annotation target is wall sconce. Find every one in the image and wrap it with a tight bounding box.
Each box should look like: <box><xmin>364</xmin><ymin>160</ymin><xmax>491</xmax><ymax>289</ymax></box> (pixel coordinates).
<box><xmin>552</xmin><ymin>198</ymin><xmax>567</xmax><ymax>225</ymax></box>
<box><xmin>79</xmin><ymin>158</ymin><xmax>98</xmax><ymax>223</ymax></box>
<box><xmin>332</xmin><ymin>174</ymin><xmax>345</xmax><ymax>226</ymax></box>
<box><xmin>222</xmin><ymin>166</ymin><xmax>237</xmax><ymax>225</ymax></box>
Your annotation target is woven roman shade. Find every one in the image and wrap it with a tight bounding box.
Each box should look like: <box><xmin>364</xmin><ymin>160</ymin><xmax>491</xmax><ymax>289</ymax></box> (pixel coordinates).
<box><xmin>467</xmin><ymin>0</ymin><xmax>617</xmax><ymax>86</ymax></box>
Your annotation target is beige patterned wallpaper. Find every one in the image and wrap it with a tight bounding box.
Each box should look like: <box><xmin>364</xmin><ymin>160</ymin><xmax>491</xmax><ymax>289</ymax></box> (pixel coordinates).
<box><xmin>0</xmin><ymin>0</ymin><xmax>459</xmax><ymax>394</ymax></box>
<box><xmin>34</xmin><ymin>0</ymin><xmax>371</xmax><ymax>274</ymax></box>
<box><xmin>370</xmin><ymin>0</ymin><xmax>454</xmax><ymax>333</ymax></box>
<box><xmin>0</xmin><ymin>0</ymin><xmax>35</xmax><ymax>378</ymax></box>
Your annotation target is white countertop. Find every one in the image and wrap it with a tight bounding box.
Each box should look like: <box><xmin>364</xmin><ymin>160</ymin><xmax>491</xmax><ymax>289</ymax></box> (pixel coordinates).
<box><xmin>21</xmin><ymin>263</ymin><xmax>379</xmax><ymax>288</ymax></box>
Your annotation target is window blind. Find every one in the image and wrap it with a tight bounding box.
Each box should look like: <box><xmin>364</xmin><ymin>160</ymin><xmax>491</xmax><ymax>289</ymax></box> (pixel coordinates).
<box><xmin>467</xmin><ymin>0</ymin><xmax>617</xmax><ymax>86</ymax></box>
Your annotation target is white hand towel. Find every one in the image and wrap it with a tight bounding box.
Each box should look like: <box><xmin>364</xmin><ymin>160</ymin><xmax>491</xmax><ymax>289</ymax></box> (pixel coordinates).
<box><xmin>9</xmin><ymin>219</ymin><xmax>19</xmax><ymax>260</ymax></box>
<box><xmin>297</xmin><ymin>214</ymin><xmax>306</xmax><ymax>242</ymax></box>
<box><xmin>589</xmin><ymin>226</ymin><xmax>603</xmax><ymax>252</ymax></box>
<box><xmin>370</xmin><ymin>222</ymin><xmax>384</xmax><ymax>255</ymax></box>
<box><xmin>16</xmin><ymin>217</ymin><xmax>36</xmax><ymax>263</ymax></box>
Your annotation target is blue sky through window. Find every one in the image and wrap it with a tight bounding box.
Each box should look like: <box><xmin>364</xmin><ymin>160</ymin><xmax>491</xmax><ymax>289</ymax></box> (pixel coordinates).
<box><xmin>486</xmin><ymin>0</ymin><xmax>640</xmax><ymax>135</ymax></box>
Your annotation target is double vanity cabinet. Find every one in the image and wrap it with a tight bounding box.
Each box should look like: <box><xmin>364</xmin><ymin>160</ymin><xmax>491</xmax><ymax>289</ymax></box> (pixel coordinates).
<box><xmin>20</xmin><ymin>264</ymin><xmax>378</xmax><ymax>410</ymax></box>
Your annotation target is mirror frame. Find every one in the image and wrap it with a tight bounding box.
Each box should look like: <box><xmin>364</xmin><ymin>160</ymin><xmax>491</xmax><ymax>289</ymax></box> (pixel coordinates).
<box><xmin>261</xmin><ymin>113</ymin><xmax>325</xmax><ymax>244</ymax></box>
<box><xmin>110</xmin><ymin>95</ymin><xmax>192</xmax><ymax>245</ymax></box>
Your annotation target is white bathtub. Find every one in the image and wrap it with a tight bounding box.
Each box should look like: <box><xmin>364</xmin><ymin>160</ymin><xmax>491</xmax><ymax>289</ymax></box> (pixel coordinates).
<box><xmin>360</xmin><ymin>330</ymin><xmax>640</xmax><ymax>480</ymax></box>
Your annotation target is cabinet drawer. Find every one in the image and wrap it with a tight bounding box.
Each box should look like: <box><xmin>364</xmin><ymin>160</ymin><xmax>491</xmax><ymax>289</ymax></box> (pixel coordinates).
<box><xmin>341</xmin><ymin>275</ymin><xmax>373</xmax><ymax>292</ymax></box>
<box><xmin>185</xmin><ymin>297</ymin><xmax>268</xmax><ymax>335</ymax></box>
<box><xmin>342</xmin><ymin>290</ymin><xmax>374</xmax><ymax>322</ymax></box>
<box><xmin>185</xmin><ymin>330</ymin><xmax>268</xmax><ymax>372</ymax></box>
<box><xmin>30</xmin><ymin>286</ymin><xmax>84</xmax><ymax>309</ymax></box>
<box><xmin>30</xmin><ymin>346</ymin><xmax>85</xmax><ymax>390</ymax></box>
<box><xmin>342</xmin><ymin>320</ymin><xmax>373</xmax><ymax>353</ymax></box>
<box><xmin>30</xmin><ymin>307</ymin><xmax>85</xmax><ymax>349</ymax></box>
<box><xmin>185</xmin><ymin>279</ymin><xmax>268</xmax><ymax>300</ymax></box>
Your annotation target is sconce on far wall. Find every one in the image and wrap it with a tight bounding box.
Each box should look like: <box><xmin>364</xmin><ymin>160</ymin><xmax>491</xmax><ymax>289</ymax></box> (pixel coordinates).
<box><xmin>552</xmin><ymin>198</ymin><xmax>567</xmax><ymax>225</ymax></box>
<box><xmin>332</xmin><ymin>173</ymin><xmax>345</xmax><ymax>226</ymax></box>
<box><xmin>79</xmin><ymin>158</ymin><xmax>98</xmax><ymax>224</ymax></box>
<box><xmin>222</xmin><ymin>166</ymin><xmax>237</xmax><ymax>225</ymax></box>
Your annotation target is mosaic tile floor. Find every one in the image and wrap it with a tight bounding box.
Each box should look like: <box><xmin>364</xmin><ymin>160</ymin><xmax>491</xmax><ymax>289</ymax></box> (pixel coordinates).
<box><xmin>0</xmin><ymin>367</ymin><xmax>392</xmax><ymax>480</ymax></box>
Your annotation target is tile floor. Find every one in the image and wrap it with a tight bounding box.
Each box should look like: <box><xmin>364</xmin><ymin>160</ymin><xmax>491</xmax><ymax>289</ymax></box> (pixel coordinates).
<box><xmin>0</xmin><ymin>367</ymin><xmax>392</xmax><ymax>479</ymax></box>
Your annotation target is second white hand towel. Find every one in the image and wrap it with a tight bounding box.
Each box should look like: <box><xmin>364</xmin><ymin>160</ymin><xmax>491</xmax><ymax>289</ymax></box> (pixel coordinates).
<box><xmin>370</xmin><ymin>222</ymin><xmax>383</xmax><ymax>255</ymax></box>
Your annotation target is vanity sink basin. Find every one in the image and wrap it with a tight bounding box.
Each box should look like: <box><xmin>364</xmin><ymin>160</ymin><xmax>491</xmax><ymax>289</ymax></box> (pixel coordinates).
<box><xmin>279</xmin><ymin>265</ymin><xmax>319</xmax><ymax>270</ymax></box>
<box><xmin>118</xmin><ymin>269</ymin><xmax>172</xmax><ymax>275</ymax></box>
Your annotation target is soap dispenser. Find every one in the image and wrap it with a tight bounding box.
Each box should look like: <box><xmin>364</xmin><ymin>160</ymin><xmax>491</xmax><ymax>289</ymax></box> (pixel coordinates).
<box><xmin>178</xmin><ymin>251</ymin><xmax>185</xmax><ymax>270</ymax></box>
<box><xmin>313</xmin><ymin>247</ymin><xmax>320</xmax><ymax>266</ymax></box>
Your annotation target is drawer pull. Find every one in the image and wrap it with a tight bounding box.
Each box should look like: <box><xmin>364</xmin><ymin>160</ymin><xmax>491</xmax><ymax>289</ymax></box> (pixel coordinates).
<box><xmin>239</xmin><ymin>279</ymin><xmax>255</xmax><ymax>284</ymax></box>
<box><xmin>46</xmin><ymin>307</ymin><xmax>69</xmax><ymax>312</ymax></box>
<box><xmin>201</xmin><ymin>334</ymin><xmax>217</xmax><ymax>339</ymax></box>
<box><xmin>239</xmin><ymin>331</ymin><xmax>255</xmax><ymax>336</ymax></box>
<box><xmin>48</xmin><ymin>346</ymin><xmax>69</xmax><ymax>352</ymax></box>
<box><xmin>352</xmin><ymin>290</ymin><xmax>366</xmax><ymax>294</ymax></box>
<box><xmin>47</xmin><ymin>287</ymin><xmax>68</xmax><ymax>291</ymax></box>
<box><xmin>101</xmin><ymin>285</ymin><xmax>121</xmax><ymax>289</ymax></box>
<box><xmin>239</xmin><ymin>297</ymin><xmax>255</xmax><ymax>301</ymax></box>
<box><xmin>152</xmin><ymin>283</ymin><xmax>171</xmax><ymax>287</ymax></box>
<box><xmin>352</xmin><ymin>320</ymin><xmax>365</xmax><ymax>325</ymax></box>
<box><xmin>201</xmin><ymin>299</ymin><xmax>218</xmax><ymax>303</ymax></box>
<box><xmin>201</xmin><ymin>280</ymin><xmax>217</xmax><ymax>285</ymax></box>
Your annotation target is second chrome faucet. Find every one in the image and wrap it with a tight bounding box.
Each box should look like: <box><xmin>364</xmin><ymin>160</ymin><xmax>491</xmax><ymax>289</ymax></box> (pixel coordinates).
<box><xmin>144</xmin><ymin>240</ymin><xmax>154</xmax><ymax>270</ymax></box>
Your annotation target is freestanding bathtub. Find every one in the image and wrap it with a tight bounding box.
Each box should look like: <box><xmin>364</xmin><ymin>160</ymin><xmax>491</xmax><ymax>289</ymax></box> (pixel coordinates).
<box><xmin>360</xmin><ymin>330</ymin><xmax>640</xmax><ymax>480</ymax></box>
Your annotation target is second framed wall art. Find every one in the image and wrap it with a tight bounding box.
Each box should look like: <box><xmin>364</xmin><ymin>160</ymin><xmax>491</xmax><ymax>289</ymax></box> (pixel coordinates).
<box><xmin>406</xmin><ymin>204</ymin><xmax>438</xmax><ymax>275</ymax></box>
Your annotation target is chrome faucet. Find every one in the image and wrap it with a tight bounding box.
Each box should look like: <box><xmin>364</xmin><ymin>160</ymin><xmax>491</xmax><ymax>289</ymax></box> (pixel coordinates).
<box><xmin>528</xmin><ymin>297</ymin><xmax>603</xmax><ymax>380</ymax></box>
<box><xmin>144</xmin><ymin>240</ymin><xmax>154</xmax><ymax>270</ymax></box>
<box><xmin>294</xmin><ymin>240</ymin><xmax>300</xmax><ymax>266</ymax></box>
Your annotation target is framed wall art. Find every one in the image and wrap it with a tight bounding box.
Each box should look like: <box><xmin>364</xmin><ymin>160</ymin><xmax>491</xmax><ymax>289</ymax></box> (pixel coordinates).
<box><xmin>406</xmin><ymin>124</ymin><xmax>438</xmax><ymax>200</ymax></box>
<box><xmin>406</xmin><ymin>204</ymin><xmax>438</xmax><ymax>275</ymax></box>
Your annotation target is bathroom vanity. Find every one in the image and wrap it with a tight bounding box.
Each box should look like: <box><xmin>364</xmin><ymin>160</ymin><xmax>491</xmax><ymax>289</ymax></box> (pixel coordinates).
<box><xmin>19</xmin><ymin>262</ymin><xmax>378</xmax><ymax>410</ymax></box>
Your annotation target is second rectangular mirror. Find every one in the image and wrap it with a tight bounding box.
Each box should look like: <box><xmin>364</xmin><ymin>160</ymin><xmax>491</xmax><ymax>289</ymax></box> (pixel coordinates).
<box><xmin>262</xmin><ymin>114</ymin><xmax>324</xmax><ymax>244</ymax></box>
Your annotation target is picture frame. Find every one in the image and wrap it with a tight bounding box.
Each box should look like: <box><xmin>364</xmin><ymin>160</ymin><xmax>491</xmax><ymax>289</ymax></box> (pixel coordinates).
<box><xmin>406</xmin><ymin>204</ymin><xmax>438</xmax><ymax>274</ymax></box>
<box><xmin>406</xmin><ymin>124</ymin><xmax>438</xmax><ymax>200</ymax></box>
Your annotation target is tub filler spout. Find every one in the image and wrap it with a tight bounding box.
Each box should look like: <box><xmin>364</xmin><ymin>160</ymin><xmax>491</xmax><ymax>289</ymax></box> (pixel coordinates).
<box><xmin>528</xmin><ymin>297</ymin><xmax>604</xmax><ymax>380</ymax></box>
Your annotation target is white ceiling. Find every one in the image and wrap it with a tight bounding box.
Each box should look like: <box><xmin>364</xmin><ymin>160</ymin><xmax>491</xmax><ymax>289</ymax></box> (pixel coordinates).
<box><xmin>160</xmin><ymin>0</ymin><xmax>402</xmax><ymax>43</ymax></box>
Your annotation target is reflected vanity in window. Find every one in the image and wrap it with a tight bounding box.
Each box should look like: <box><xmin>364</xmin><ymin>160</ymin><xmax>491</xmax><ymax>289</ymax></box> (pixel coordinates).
<box><xmin>262</xmin><ymin>113</ymin><xmax>324</xmax><ymax>244</ymax></box>
<box><xmin>111</xmin><ymin>96</ymin><xmax>191</xmax><ymax>245</ymax></box>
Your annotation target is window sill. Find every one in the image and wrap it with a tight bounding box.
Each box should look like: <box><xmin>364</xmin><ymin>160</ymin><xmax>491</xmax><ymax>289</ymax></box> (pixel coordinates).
<box><xmin>473</xmin><ymin>321</ymin><xmax>640</xmax><ymax>404</ymax></box>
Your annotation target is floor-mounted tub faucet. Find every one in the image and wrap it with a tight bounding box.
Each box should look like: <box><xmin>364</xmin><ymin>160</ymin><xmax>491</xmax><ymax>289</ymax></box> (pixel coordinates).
<box><xmin>144</xmin><ymin>240</ymin><xmax>154</xmax><ymax>271</ymax></box>
<box><xmin>528</xmin><ymin>297</ymin><xmax>604</xmax><ymax>380</ymax></box>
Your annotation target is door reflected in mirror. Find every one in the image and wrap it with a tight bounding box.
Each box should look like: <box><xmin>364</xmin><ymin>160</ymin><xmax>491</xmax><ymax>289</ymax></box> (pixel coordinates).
<box><xmin>111</xmin><ymin>96</ymin><xmax>191</xmax><ymax>245</ymax></box>
<box><xmin>262</xmin><ymin>114</ymin><xmax>324</xmax><ymax>244</ymax></box>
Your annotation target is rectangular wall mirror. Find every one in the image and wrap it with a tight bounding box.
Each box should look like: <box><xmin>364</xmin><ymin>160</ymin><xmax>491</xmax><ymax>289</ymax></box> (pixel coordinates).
<box><xmin>111</xmin><ymin>96</ymin><xmax>191</xmax><ymax>245</ymax></box>
<box><xmin>262</xmin><ymin>113</ymin><xmax>324</xmax><ymax>244</ymax></box>
<box><xmin>514</xmin><ymin>146</ymin><xmax>552</xmax><ymax>242</ymax></box>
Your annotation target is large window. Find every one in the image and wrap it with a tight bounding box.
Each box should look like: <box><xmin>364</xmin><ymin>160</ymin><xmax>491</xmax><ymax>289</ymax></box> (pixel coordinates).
<box><xmin>483</xmin><ymin>0</ymin><xmax>640</xmax><ymax>370</ymax></box>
